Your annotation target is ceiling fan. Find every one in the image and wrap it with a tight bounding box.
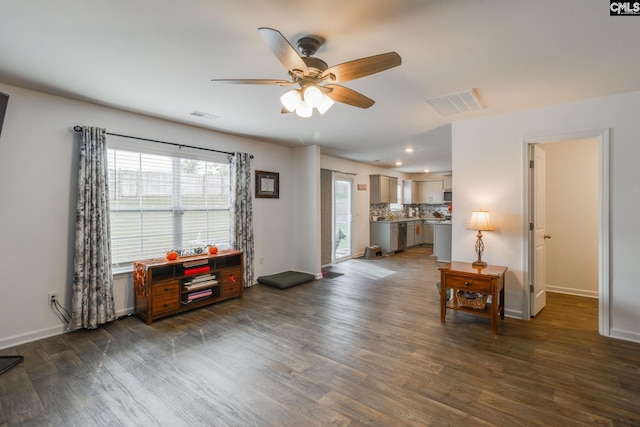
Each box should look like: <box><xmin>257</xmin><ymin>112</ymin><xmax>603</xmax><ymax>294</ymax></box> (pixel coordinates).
<box><xmin>211</xmin><ymin>27</ymin><xmax>401</xmax><ymax>117</ymax></box>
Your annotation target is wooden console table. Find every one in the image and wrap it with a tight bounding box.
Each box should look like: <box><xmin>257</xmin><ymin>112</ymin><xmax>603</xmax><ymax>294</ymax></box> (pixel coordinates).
<box><xmin>133</xmin><ymin>250</ymin><xmax>244</xmax><ymax>324</ymax></box>
<box><xmin>439</xmin><ymin>261</ymin><xmax>508</xmax><ymax>334</ymax></box>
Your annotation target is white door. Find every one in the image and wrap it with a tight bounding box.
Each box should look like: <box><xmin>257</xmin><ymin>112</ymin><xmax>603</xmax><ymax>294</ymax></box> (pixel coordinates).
<box><xmin>531</xmin><ymin>145</ymin><xmax>547</xmax><ymax>316</ymax></box>
<box><xmin>333</xmin><ymin>174</ymin><xmax>353</xmax><ymax>262</ymax></box>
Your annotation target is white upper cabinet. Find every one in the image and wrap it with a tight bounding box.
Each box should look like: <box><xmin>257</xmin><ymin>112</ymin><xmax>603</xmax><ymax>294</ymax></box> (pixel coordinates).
<box><xmin>419</xmin><ymin>180</ymin><xmax>444</xmax><ymax>204</ymax></box>
<box><xmin>443</xmin><ymin>174</ymin><xmax>453</xmax><ymax>190</ymax></box>
<box><xmin>370</xmin><ymin>174</ymin><xmax>398</xmax><ymax>204</ymax></box>
<box><xmin>403</xmin><ymin>180</ymin><xmax>420</xmax><ymax>204</ymax></box>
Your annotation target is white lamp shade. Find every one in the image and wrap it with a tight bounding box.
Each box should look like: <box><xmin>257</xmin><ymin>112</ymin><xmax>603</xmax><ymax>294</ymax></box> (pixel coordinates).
<box><xmin>281</xmin><ymin>89</ymin><xmax>301</xmax><ymax>112</ymax></box>
<box><xmin>295</xmin><ymin>100</ymin><xmax>313</xmax><ymax>117</ymax></box>
<box><xmin>317</xmin><ymin>94</ymin><xmax>335</xmax><ymax>115</ymax></box>
<box><xmin>303</xmin><ymin>85</ymin><xmax>323</xmax><ymax>108</ymax></box>
<box><xmin>466</xmin><ymin>210</ymin><xmax>495</xmax><ymax>231</ymax></box>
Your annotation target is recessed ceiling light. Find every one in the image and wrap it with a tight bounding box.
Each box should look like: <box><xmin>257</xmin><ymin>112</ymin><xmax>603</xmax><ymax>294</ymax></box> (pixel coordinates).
<box><xmin>424</xmin><ymin>169</ymin><xmax>430</xmax><ymax>172</ymax></box>
<box><xmin>395</xmin><ymin>161</ymin><xmax>402</xmax><ymax>166</ymax></box>
<box><xmin>405</xmin><ymin>148</ymin><xmax>414</xmax><ymax>153</ymax></box>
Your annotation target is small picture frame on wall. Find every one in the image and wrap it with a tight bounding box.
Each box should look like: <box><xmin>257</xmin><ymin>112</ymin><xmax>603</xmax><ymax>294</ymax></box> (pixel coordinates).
<box><xmin>255</xmin><ymin>170</ymin><xmax>279</xmax><ymax>198</ymax></box>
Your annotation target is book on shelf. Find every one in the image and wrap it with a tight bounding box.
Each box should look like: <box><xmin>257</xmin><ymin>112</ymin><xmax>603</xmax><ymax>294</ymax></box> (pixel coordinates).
<box><xmin>185</xmin><ymin>273</ymin><xmax>216</xmax><ymax>284</ymax></box>
<box><xmin>187</xmin><ymin>289</ymin><xmax>213</xmax><ymax>301</ymax></box>
<box><xmin>182</xmin><ymin>280</ymin><xmax>219</xmax><ymax>293</ymax></box>
<box><xmin>183</xmin><ymin>265</ymin><xmax>210</xmax><ymax>275</ymax></box>
<box><xmin>182</xmin><ymin>258</ymin><xmax>209</xmax><ymax>269</ymax></box>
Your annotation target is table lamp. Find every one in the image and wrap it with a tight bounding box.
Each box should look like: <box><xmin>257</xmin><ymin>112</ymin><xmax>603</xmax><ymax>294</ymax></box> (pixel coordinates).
<box><xmin>466</xmin><ymin>210</ymin><xmax>495</xmax><ymax>267</ymax></box>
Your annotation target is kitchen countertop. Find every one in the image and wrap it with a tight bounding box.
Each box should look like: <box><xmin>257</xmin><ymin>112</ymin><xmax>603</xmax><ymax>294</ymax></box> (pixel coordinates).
<box><xmin>371</xmin><ymin>218</ymin><xmax>451</xmax><ymax>223</ymax></box>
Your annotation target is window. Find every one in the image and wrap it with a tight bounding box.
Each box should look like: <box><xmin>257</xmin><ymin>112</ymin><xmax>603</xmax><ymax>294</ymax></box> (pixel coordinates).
<box><xmin>107</xmin><ymin>147</ymin><xmax>230</xmax><ymax>268</ymax></box>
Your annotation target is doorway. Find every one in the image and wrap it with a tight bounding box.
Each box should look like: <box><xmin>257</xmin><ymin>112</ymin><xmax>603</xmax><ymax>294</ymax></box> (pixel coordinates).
<box><xmin>333</xmin><ymin>173</ymin><xmax>353</xmax><ymax>263</ymax></box>
<box><xmin>524</xmin><ymin>129</ymin><xmax>610</xmax><ymax>336</ymax></box>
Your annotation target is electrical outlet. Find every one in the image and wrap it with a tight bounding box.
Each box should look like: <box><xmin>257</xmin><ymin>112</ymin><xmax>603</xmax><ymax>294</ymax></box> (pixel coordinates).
<box><xmin>259</xmin><ymin>256</ymin><xmax>264</xmax><ymax>265</ymax></box>
<box><xmin>48</xmin><ymin>292</ymin><xmax>58</xmax><ymax>306</ymax></box>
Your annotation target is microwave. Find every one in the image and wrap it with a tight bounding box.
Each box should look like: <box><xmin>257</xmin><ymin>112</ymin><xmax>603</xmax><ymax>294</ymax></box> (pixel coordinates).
<box><xmin>443</xmin><ymin>190</ymin><xmax>452</xmax><ymax>204</ymax></box>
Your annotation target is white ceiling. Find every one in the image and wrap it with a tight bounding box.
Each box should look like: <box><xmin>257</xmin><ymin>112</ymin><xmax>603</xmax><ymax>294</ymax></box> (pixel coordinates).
<box><xmin>2</xmin><ymin>0</ymin><xmax>640</xmax><ymax>173</ymax></box>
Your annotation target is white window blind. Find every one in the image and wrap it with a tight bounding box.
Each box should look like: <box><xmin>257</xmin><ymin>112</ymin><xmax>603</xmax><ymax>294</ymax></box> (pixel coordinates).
<box><xmin>107</xmin><ymin>148</ymin><xmax>230</xmax><ymax>268</ymax></box>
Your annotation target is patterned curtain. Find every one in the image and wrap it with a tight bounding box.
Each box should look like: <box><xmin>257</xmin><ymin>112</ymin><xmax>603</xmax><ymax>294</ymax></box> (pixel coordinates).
<box><xmin>70</xmin><ymin>127</ymin><xmax>115</xmax><ymax>330</ymax></box>
<box><xmin>230</xmin><ymin>152</ymin><xmax>254</xmax><ymax>287</ymax></box>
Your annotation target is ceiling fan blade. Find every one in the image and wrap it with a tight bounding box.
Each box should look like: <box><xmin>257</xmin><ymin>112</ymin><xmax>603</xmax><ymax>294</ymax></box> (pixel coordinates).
<box><xmin>210</xmin><ymin>78</ymin><xmax>291</xmax><ymax>85</ymax></box>
<box><xmin>324</xmin><ymin>84</ymin><xmax>375</xmax><ymax>109</ymax></box>
<box><xmin>322</xmin><ymin>52</ymin><xmax>401</xmax><ymax>82</ymax></box>
<box><xmin>258</xmin><ymin>27</ymin><xmax>309</xmax><ymax>76</ymax></box>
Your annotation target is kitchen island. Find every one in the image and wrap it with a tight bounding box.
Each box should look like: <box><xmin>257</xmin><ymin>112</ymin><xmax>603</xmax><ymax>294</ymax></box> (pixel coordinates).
<box><xmin>434</xmin><ymin>221</ymin><xmax>452</xmax><ymax>262</ymax></box>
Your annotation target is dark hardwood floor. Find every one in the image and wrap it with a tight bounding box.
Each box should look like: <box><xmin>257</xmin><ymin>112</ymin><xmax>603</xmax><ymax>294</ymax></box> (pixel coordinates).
<box><xmin>2</xmin><ymin>247</ymin><xmax>640</xmax><ymax>426</ymax></box>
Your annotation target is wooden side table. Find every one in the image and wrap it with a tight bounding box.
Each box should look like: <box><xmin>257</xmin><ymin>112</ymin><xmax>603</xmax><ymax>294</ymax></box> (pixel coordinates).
<box><xmin>439</xmin><ymin>261</ymin><xmax>508</xmax><ymax>334</ymax></box>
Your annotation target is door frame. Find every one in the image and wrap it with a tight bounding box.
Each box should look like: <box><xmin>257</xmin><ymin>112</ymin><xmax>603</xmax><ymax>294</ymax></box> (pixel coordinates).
<box><xmin>522</xmin><ymin>128</ymin><xmax>610</xmax><ymax>336</ymax></box>
<box><xmin>332</xmin><ymin>173</ymin><xmax>354</xmax><ymax>263</ymax></box>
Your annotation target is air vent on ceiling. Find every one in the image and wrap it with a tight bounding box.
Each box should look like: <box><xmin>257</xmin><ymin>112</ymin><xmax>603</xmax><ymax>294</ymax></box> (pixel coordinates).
<box><xmin>425</xmin><ymin>88</ymin><xmax>484</xmax><ymax>116</ymax></box>
<box><xmin>189</xmin><ymin>110</ymin><xmax>219</xmax><ymax>120</ymax></box>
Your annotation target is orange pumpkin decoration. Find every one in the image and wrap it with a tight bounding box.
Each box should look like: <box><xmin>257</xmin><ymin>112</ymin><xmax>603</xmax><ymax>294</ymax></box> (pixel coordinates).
<box><xmin>208</xmin><ymin>246</ymin><xmax>218</xmax><ymax>255</ymax></box>
<box><xmin>166</xmin><ymin>251</ymin><xmax>179</xmax><ymax>261</ymax></box>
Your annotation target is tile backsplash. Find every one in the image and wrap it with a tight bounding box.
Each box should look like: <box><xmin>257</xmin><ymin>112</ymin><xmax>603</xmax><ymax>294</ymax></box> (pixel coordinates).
<box><xmin>370</xmin><ymin>203</ymin><xmax>450</xmax><ymax>218</ymax></box>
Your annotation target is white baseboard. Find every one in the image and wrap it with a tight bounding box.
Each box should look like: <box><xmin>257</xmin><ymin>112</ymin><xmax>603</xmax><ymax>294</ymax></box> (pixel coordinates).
<box><xmin>0</xmin><ymin>307</ymin><xmax>135</xmax><ymax>351</ymax></box>
<box><xmin>505</xmin><ymin>308</ymin><xmax>523</xmax><ymax>320</ymax></box>
<box><xmin>0</xmin><ymin>324</ymin><xmax>68</xmax><ymax>350</ymax></box>
<box><xmin>546</xmin><ymin>286</ymin><xmax>598</xmax><ymax>299</ymax></box>
<box><xmin>609</xmin><ymin>328</ymin><xmax>640</xmax><ymax>344</ymax></box>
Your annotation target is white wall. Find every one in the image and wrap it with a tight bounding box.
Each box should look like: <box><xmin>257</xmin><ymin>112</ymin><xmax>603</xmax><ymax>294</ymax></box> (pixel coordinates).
<box><xmin>543</xmin><ymin>138</ymin><xmax>599</xmax><ymax>297</ymax></box>
<box><xmin>0</xmin><ymin>83</ymin><xmax>298</xmax><ymax>349</ymax></box>
<box><xmin>292</xmin><ymin>145</ymin><xmax>321</xmax><ymax>277</ymax></box>
<box><xmin>452</xmin><ymin>90</ymin><xmax>640</xmax><ymax>343</ymax></box>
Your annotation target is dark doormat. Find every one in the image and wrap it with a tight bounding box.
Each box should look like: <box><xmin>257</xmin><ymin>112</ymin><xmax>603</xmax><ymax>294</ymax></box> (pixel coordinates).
<box><xmin>0</xmin><ymin>356</ymin><xmax>24</xmax><ymax>375</ymax></box>
<box><xmin>323</xmin><ymin>271</ymin><xmax>344</xmax><ymax>279</ymax></box>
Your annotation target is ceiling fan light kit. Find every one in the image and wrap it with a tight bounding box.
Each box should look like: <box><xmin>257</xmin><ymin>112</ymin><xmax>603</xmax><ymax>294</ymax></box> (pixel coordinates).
<box><xmin>280</xmin><ymin>86</ymin><xmax>335</xmax><ymax>116</ymax></box>
<box><xmin>211</xmin><ymin>27</ymin><xmax>401</xmax><ymax>118</ymax></box>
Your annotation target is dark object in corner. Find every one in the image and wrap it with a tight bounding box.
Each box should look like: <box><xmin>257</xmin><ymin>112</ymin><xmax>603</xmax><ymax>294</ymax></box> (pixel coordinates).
<box><xmin>0</xmin><ymin>356</ymin><xmax>24</xmax><ymax>375</ymax></box>
<box><xmin>0</xmin><ymin>91</ymin><xmax>9</xmax><ymax>138</ymax></box>
<box><xmin>257</xmin><ymin>271</ymin><xmax>315</xmax><ymax>289</ymax></box>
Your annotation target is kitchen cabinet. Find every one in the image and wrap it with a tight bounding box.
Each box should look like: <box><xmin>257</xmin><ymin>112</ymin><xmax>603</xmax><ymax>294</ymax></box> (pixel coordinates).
<box><xmin>370</xmin><ymin>221</ymin><xmax>399</xmax><ymax>254</ymax></box>
<box><xmin>414</xmin><ymin>220</ymin><xmax>423</xmax><ymax>245</ymax></box>
<box><xmin>419</xmin><ymin>180</ymin><xmax>444</xmax><ymax>204</ymax></box>
<box><xmin>370</xmin><ymin>175</ymin><xmax>398</xmax><ymax>204</ymax></box>
<box><xmin>423</xmin><ymin>222</ymin><xmax>434</xmax><ymax>245</ymax></box>
<box><xmin>402</xmin><ymin>180</ymin><xmax>419</xmax><ymax>204</ymax></box>
<box><xmin>443</xmin><ymin>174</ymin><xmax>453</xmax><ymax>190</ymax></box>
<box><xmin>407</xmin><ymin>221</ymin><xmax>415</xmax><ymax>247</ymax></box>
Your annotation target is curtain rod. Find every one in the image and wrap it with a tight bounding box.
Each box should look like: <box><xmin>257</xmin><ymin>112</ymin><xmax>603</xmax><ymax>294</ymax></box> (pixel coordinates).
<box><xmin>72</xmin><ymin>126</ymin><xmax>253</xmax><ymax>158</ymax></box>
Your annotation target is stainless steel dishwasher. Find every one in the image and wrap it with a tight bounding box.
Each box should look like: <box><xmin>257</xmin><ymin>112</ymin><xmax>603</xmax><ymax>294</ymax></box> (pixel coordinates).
<box><xmin>397</xmin><ymin>221</ymin><xmax>407</xmax><ymax>252</ymax></box>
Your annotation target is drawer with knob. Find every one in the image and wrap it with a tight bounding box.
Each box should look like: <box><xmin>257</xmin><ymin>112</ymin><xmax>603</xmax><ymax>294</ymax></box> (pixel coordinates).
<box><xmin>442</xmin><ymin>274</ymin><xmax>492</xmax><ymax>294</ymax></box>
<box><xmin>151</xmin><ymin>279</ymin><xmax>180</xmax><ymax>315</ymax></box>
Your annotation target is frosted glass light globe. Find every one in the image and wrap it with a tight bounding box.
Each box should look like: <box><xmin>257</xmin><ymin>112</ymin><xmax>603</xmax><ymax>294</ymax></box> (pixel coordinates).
<box><xmin>280</xmin><ymin>90</ymin><xmax>301</xmax><ymax>112</ymax></box>
<box><xmin>317</xmin><ymin>94</ymin><xmax>335</xmax><ymax>115</ymax></box>
<box><xmin>303</xmin><ymin>86</ymin><xmax>323</xmax><ymax>108</ymax></box>
<box><xmin>295</xmin><ymin>100</ymin><xmax>313</xmax><ymax>118</ymax></box>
